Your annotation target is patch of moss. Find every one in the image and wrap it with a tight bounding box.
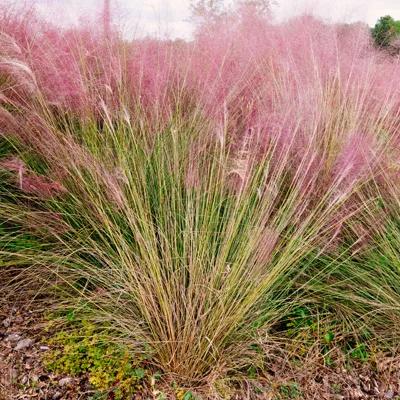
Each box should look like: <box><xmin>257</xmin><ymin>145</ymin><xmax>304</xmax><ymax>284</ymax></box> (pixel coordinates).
<box><xmin>44</xmin><ymin>320</ymin><xmax>148</xmax><ymax>399</ymax></box>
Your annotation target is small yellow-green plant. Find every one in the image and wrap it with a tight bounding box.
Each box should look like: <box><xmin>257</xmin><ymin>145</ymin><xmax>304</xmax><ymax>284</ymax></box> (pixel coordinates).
<box><xmin>44</xmin><ymin>320</ymin><xmax>148</xmax><ymax>399</ymax></box>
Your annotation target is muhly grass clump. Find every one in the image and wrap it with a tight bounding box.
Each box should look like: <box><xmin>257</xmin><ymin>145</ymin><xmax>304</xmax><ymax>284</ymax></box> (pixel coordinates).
<box><xmin>1</xmin><ymin>2</ymin><xmax>400</xmax><ymax>393</ymax></box>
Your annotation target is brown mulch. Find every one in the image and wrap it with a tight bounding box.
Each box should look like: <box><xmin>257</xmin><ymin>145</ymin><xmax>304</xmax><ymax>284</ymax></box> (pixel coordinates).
<box><xmin>259</xmin><ymin>346</ymin><xmax>400</xmax><ymax>400</ymax></box>
<box><xmin>1</xmin><ymin>300</ymin><xmax>399</xmax><ymax>400</ymax></box>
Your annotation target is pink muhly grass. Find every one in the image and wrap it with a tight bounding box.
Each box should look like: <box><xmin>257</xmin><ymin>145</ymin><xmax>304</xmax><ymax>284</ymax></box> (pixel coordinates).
<box><xmin>0</xmin><ymin>156</ymin><xmax>25</xmax><ymax>173</ymax></box>
<box><xmin>0</xmin><ymin>3</ymin><xmax>398</xmax><ymax>250</ymax></box>
<box><xmin>333</xmin><ymin>132</ymin><xmax>377</xmax><ymax>190</ymax></box>
<box><xmin>19</xmin><ymin>175</ymin><xmax>66</xmax><ymax>199</ymax></box>
<box><xmin>2</xmin><ymin>0</ymin><xmax>400</xmax><ymax>387</ymax></box>
<box><xmin>0</xmin><ymin>156</ymin><xmax>66</xmax><ymax>199</ymax></box>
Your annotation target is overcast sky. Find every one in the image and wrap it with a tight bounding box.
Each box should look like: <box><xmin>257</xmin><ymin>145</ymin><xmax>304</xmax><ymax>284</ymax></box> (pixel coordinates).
<box><xmin>34</xmin><ymin>0</ymin><xmax>400</xmax><ymax>39</ymax></box>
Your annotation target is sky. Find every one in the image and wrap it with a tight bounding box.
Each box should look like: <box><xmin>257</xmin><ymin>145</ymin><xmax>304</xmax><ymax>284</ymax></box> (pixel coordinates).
<box><xmin>34</xmin><ymin>0</ymin><xmax>400</xmax><ymax>39</ymax></box>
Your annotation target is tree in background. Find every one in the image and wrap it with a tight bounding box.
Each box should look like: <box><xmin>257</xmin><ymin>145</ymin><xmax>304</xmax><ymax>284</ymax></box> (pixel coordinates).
<box><xmin>190</xmin><ymin>0</ymin><xmax>225</xmax><ymax>22</ymax></box>
<box><xmin>191</xmin><ymin>0</ymin><xmax>275</xmax><ymax>23</ymax></box>
<box><xmin>372</xmin><ymin>15</ymin><xmax>400</xmax><ymax>49</ymax></box>
<box><xmin>236</xmin><ymin>0</ymin><xmax>276</xmax><ymax>16</ymax></box>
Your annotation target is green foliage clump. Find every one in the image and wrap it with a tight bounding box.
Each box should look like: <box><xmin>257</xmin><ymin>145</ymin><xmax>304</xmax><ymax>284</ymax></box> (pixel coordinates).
<box><xmin>372</xmin><ymin>15</ymin><xmax>400</xmax><ymax>48</ymax></box>
<box><xmin>278</xmin><ymin>382</ymin><xmax>301</xmax><ymax>399</ymax></box>
<box><xmin>282</xmin><ymin>305</ymin><xmax>372</xmax><ymax>367</ymax></box>
<box><xmin>44</xmin><ymin>320</ymin><xmax>148</xmax><ymax>399</ymax></box>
